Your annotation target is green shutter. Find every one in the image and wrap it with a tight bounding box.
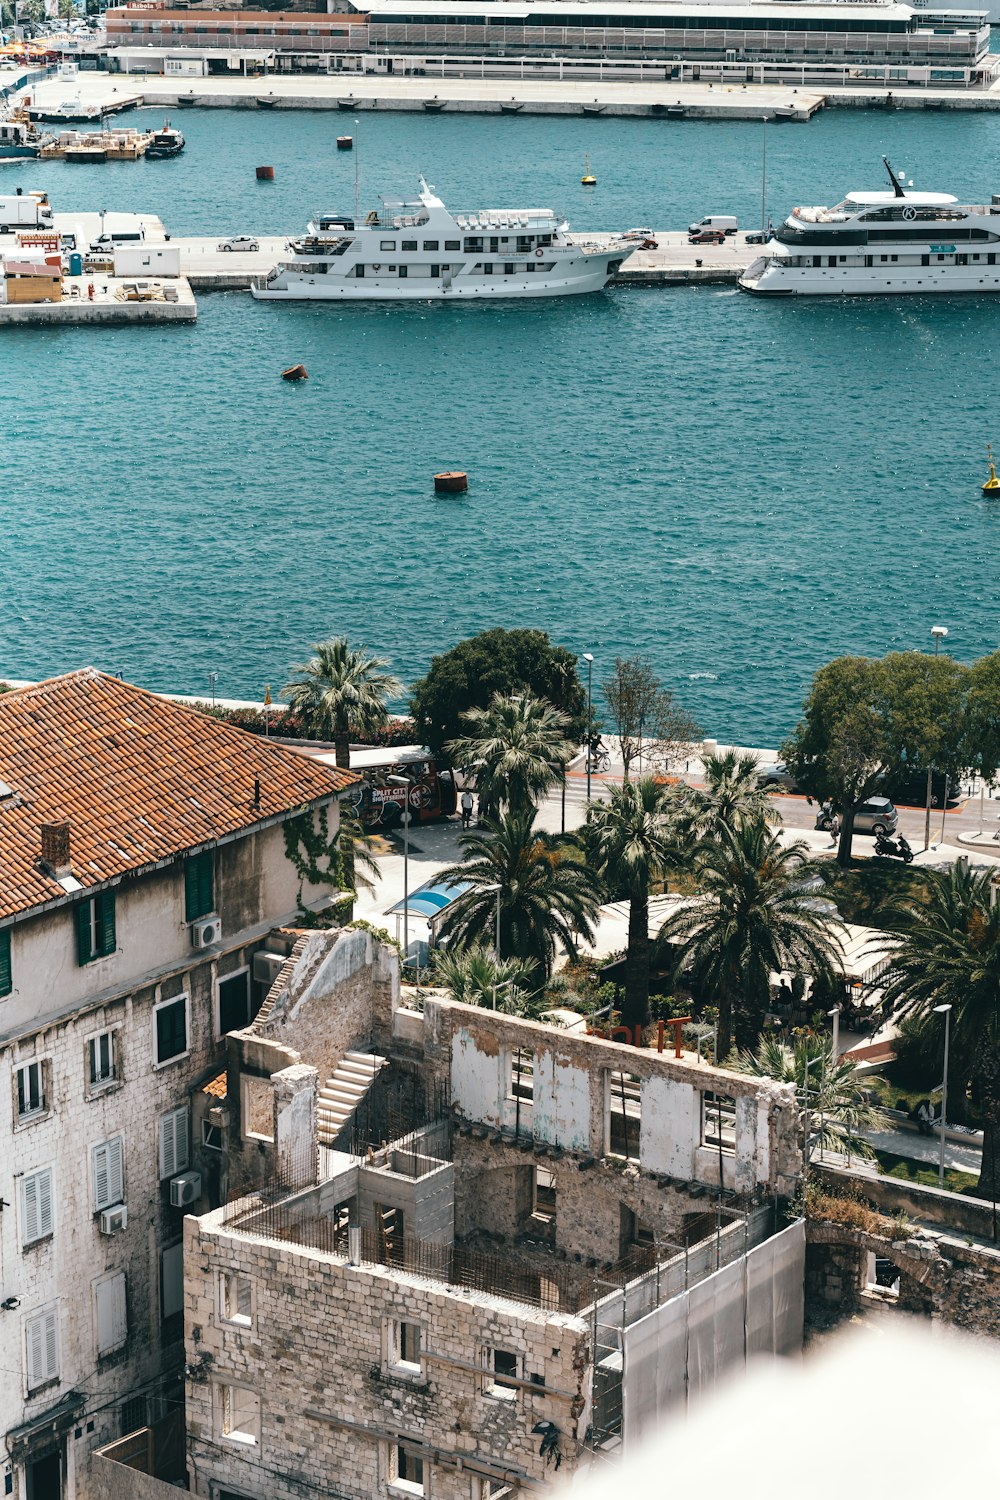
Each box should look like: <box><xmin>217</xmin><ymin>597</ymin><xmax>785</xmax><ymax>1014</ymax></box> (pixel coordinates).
<box><xmin>0</xmin><ymin>928</ymin><xmax>11</xmax><ymax>997</ymax></box>
<box><xmin>76</xmin><ymin>901</ymin><xmax>93</xmax><ymax>966</ymax></box>
<box><xmin>98</xmin><ymin>890</ymin><xmax>117</xmax><ymax>957</ymax></box>
<box><xmin>185</xmin><ymin>852</ymin><xmax>214</xmax><ymax>921</ymax></box>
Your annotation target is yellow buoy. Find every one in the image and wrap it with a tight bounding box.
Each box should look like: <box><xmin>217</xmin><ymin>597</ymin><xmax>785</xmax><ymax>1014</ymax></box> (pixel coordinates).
<box><xmin>983</xmin><ymin>443</ymin><xmax>1000</xmax><ymax>495</ymax></box>
<box><xmin>581</xmin><ymin>153</ymin><xmax>596</xmax><ymax>187</ymax></box>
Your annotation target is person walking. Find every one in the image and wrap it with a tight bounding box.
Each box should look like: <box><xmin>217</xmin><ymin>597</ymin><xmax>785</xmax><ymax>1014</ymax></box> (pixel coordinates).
<box><xmin>460</xmin><ymin>788</ymin><xmax>474</xmax><ymax>830</ymax></box>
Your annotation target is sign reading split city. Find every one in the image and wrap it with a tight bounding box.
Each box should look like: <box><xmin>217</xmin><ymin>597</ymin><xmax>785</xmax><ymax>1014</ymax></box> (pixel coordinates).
<box><xmin>345</xmin><ymin>746</ymin><xmax>457</xmax><ymax>830</ymax></box>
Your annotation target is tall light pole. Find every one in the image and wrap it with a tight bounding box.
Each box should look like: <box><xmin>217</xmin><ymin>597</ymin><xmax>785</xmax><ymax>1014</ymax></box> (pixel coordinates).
<box><xmin>583</xmin><ymin>652</ymin><xmax>594</xmax><ymax>801</ymax></box>
<box><xmin>934</xmin><ymin>1002</ymin><xmax>952</xmax><ymax>1190</ymax></box>
<box><xmin>208</xmin><ymin>670</ymin><xmax>218</xmax><ymax>707</ymax></box>
<box><xmin>829</xmin><ymin>1005</ymin><xmax>840</xmax><ymax>1060</ymax></box>
<box><xmin>388</xmin><ymin>777</ymin><xmax>412</xmax><ymax>961</ymax></box>
<box><xmin>925</xmin><ymin>625</ymin><xmax>949</xmax><ymax>851</ymax></box>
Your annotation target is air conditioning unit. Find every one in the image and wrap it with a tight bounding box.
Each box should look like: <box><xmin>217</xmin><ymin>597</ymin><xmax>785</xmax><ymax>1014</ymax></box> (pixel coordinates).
<box><xmin>253</xmin><ymin>950</ymin><xmax>285</xmax><ymax>988</ymax></box>
<box><xmin>170</xmin><ymin>1171</ymin><xmax>202</xmax><ymax>1208</ymax></box>
<box><xmin>190</xmin><ymin>915</ymin><xmax>222</xmax><ymax>950</ymax></box>
<box><xmin>99</xmin><ymin>1204</ymin><xmax>128</xmax><ymax>1235</ymax></box>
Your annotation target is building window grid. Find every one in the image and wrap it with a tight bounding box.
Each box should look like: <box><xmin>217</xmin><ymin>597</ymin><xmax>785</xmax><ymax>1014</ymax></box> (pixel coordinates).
<box><xmin>389</xmin><ymin>1443</ymin><xmax>425</xmax><ymax>1496</ymax></box>
<box><xmin>92</xmin><ymin>1135</ymin><xmax>125</xmax><ymax>1213</ymax></box>
<box><xmin>154</xmin><ymin>992</ymin><xmax>189</xmax><ymax>1066</ymax></box>
<box><xmin>221</xmin><ymin>1272</ymin><xmax>252</xmax><ymax>1327</ymax></box>
<box><xmin>15</xmin><ymin>1059</ymin><xmax>46</xmax><ymax>1121</ymax></box>
<box><xmin>21</xmin><ymin>1166</ymin><xmax>54</xmax><ymax>1246</ymax></box>
<box><xmin>702</xmin><ymin>1091</ymin><xmax>737</xmax><ymax>1152</ymax></box>
<box><xmin>77</xmin><ymin>889</ymin><xmax>116</xmax><ymax>965</ymax></box>
<box><xmin>608</xmin><ymin>1072</ymin><xmax>641</xmax><ymax>1161</ymax></box>
<box><xmin>219</xmin><ymin>1384</ymin><xmax>261</xmax><ymax>1446</ymax></box>
<box><xmin>25</xmin><ymin>1307</ymin><xmax>58</xmax><ymax>1390</ymax></box>
<box><xmin>484</xmin><ymin>1347</ymin><xmax>519</xmax><ymax>1400</ymax></box>
<box><xmin>88</xmin><ymin>1029</ymin><xmax>117</xmax><ymax>1088</ymax></box>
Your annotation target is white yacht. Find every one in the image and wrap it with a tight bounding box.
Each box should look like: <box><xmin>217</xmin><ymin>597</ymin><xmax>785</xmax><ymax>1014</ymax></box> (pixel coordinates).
<box><xmin>739</xmin><ymin>160</ymin><xmax>1000</xmax><ymax>298</ymax></box>
<box><xmin>251</xmin><ymin>178</ymin><xmax>627</xmax><ymax>302</ymax></box>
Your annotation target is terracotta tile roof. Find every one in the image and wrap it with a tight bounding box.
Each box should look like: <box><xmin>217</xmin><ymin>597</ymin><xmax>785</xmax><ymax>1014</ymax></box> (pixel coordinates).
<box><xmin>0</xmin><ymin>669</ymin><xmax>358</xmax><ymax>922</ymax></box>
<box><xmin>202</xmin><ymin>1069</ymin><xmax>229</xmax><ymax>1100</ymax></box>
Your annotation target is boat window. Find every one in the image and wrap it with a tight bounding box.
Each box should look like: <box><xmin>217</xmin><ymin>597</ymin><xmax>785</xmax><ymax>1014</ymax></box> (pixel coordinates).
<box><xmin>504</xmin><ymin>262</ymin><xmax>514</xmax><ymax>275</ymax></box>
<box><xmin>399</xmin><ymin>266</ymin><xmax>407</xmax><ymax>278</ymax></box>
<box><xmin>380</xmin><ymin>240</ymin><xmax>395</xmax><ymax>251</ymax></box>
<box><xmin>445</xmin><ymin>240</ymin><xmax>460</xmax><ymax>250</ymax></box>
<box><xmin>464</xmin><ymin>237</ymin><xmax>483</xmax><ymax>252</ymax></box>
<box><xmin>431</xmin><ymin>264</ymin><xmax>440</xmax><ymax>276</ymax></box>
<box><xmin>483</xmin><ymin>263</ymin><xmax>493</xmax><ymax>274</ymax></box>
<box><xmin>402</xmin><ymin>240</ymin><xmax>417</xmax><ymax>250</ymax></box>
<box><xmin>423</xmin><ymin>240</ymin><xmax>439</xmax><ymax>251</ymax></box>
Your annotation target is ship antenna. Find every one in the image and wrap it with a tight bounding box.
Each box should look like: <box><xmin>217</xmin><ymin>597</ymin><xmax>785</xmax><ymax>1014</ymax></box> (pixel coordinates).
<box><xmin>882</xmin><ymin>156</ymin><xmax>906</xmax><ymax>199</ymax></box>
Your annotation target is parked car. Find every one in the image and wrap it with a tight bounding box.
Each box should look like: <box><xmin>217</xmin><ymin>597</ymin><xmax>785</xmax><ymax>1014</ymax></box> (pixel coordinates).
<box><xmin>853</xmin><ymin>796</ymin><xmax>898</xmax><ymax>835</ymax></box>
<box><xmin>217</xmin><ymin>236</ymin><xmax>259</xmax><ymax>252</ymax></box>
<box><xmin>885</xmin><ymin>770</ymin><xmax>961</xmax><ymax>809</ymax></box>
<box><xmin>756</xmin><ymin>762</ymin><xmax>799</xmax><ymax>792</ymax></box>
<box><xmin>688</xmin><ymin>215</ymin><xmax>738</xmax><ymax>235</ymax></box>
<box><xmin>688</xmin><ymin>229</ymin><xmax>727</xmax><ymax>245</ymax></box>
<box><xmin>744</xmin><ymin>229</ymin><xmax>770</xmax><ymax>245</ymax></box>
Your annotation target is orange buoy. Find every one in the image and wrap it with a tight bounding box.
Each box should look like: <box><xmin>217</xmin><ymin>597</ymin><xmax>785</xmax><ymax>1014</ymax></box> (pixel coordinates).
<box><xmin>282</xmin><ymin>364</ymin><xmax>308</xmax><ymax>381</ymax></box>
<box><xmin>336</xmin><ymin>135</ymin><xmax>353</xmax><ymax>150</ymax></box>
<box><xmin>256</xmin><ymin>165</ymin><xmax>275</xmax><ymax>181</ymax></box>
<box><xmin>434</xmin><ymin>471</ymin><xmax>468</xmax><ymax>493</ymax></box>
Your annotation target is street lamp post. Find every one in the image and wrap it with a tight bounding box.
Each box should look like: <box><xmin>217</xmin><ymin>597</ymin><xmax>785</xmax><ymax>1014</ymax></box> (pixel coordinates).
<box><xmin>208</xmin><ymin>671</ymin><xmax>218</xmax><ymax>708</ymax></box>
<box><xmin>583</xmin><ymin>653</ymin><xmax>594</xmax><ymax>802</ymax></box>
<box><xmin>934</xmin><ymin>1002</ymin><xmax>952</xmax><ymax>1190</ymax></box>
<box><xmin>387</xmin><ymin>777</ymin><xmax>412</xmax><ymax>962</ymax></box>
<box><xmin>927</xmin><ymin>625</ymin><xmax>949</xmax><ymax>851</ymax></box>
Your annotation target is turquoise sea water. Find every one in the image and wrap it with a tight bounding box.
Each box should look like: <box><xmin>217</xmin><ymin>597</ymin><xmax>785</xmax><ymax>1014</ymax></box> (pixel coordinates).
<box><xmin>4</xmin><ymin>105</ymin><xmax>1000</xmax><ymax>741</ymax></box>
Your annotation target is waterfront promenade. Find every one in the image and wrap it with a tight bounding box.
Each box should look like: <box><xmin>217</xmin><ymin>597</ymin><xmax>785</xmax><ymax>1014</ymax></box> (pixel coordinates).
<box><xmin>21</xmin><ymin>68</ymin><xmax>1000</xmax><ymax>123</ymax></box>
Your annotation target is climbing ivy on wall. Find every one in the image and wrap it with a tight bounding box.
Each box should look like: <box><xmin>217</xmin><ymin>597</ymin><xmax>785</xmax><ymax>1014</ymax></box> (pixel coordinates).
<box><xmin>283</xmin><ymin>804</ymin><xmax>345</xmax><ymax>918</ymax></box>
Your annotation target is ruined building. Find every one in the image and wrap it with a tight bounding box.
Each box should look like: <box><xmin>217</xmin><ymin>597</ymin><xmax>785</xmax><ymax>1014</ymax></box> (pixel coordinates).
<box><xmin>153</xmin><ymin>926</ymin><xmax>807</xmax><ymax>1500</ymax></box>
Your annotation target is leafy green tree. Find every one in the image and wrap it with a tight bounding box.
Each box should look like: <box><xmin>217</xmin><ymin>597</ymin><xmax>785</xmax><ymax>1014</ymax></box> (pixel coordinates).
<box><xmin>410</xmin><ymin>629</ymin><xmax>586</xmax><ymax>764</ymax></box>
<box><xmin>446</xmin><ymin>692</ymin><xmax>574</xmax><ymax>819</ymax></box>
<box><xmin>58</xmin><ymin>0</ymin><xmax>74</xmax><ymax>20</ymax></box>
<box><xmin>879</xmin><ymin>862</ymin><xmax>1000</xmax><ymax>1200</ymax></box>
<box><xmin>19</xmin><ymin>0</ymin><xmax>43</xmax><ymax>23</ymax></box>
<box><xmin>437</xmin><ymin>809</ymin><xmax>600</xmax><ymax>982</ymax></box>
<box><xmin>282</xmin><ymin>638</ymin><xmax>402</xmax><ymax>769</ymax></box>
<box><xmin>658</xmin><ymin>821</ymin><xmax>841</xmax><ymax>1059</ymax></box>
<box><xmin>965</xmin><ymin>650</ymin><xmax>1000</xmax><ymax>787</ymax></box>
<box><xmin>431</xmin><ymin>946</ymin><xmax>540</xmax><ymax>1015</ymax></box>
<box><xmin>781</xmin><ymin>651</ymin><xmax>970</xmax><ymax>865</ymax></box>
<box><xmin>737</xmin><ymin>1033</ymin><xmax>887</xmax><ymax>1162</ymax></box>
<box><xmin>602</xmin><ymin>655</ymin><xmax>700</xmax><ymax>781</ymax></box>
<box><xmin>586</xmin><ymin>776</ymin><xmax>678</xmax><ymax>1031</ymax></box>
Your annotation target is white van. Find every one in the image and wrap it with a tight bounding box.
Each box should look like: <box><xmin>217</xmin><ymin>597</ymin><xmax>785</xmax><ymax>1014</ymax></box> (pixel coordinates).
<box><xmin>688</xmin><ymin>215</ymin><xmax>739</xmax><ymax>235</ymax></box>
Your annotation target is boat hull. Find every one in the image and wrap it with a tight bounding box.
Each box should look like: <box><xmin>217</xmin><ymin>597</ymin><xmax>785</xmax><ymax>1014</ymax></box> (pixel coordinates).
<box><xmin>252</xmin><ymin>259</ymin><xmax>619</xmax><ymax>301</ymax></box>
<box><xmin>0</xmin><ymin>145</ymin><xmax>40</xmax><ymax>158</ymax></box>
<box><xmin>741</xmin><ymin>264</ymin><xmax>1000</xmax><ymax>296</ymax></box>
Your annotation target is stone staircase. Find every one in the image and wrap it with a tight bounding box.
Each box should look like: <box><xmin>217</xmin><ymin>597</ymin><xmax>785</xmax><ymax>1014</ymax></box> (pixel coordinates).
<box><xmin>317</xmin><ymin>1051</ymin><xmax>389</xmax><ymax>1146</ymax></box>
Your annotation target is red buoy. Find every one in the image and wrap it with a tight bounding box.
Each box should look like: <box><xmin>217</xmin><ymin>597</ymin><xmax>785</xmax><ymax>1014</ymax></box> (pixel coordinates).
<box><xmin>256</xmin><ymin>165</ymin><xmax>275</xmax><ymax>181</ymax></box>
<box><xmin>434</xmin><ymin>471</ymin><xmax>468</xmax><ymax>493</ymax></box>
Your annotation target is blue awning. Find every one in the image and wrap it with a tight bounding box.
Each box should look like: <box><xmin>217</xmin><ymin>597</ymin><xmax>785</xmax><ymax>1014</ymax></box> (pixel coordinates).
<box><xmin>384</xmin><ymin>877</ymin><xmax>470</xmax><ymax>921</ymax></box>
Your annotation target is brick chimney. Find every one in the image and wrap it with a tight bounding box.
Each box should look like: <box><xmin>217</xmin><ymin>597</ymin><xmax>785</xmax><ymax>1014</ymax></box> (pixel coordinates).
<box><xmin>40</xmin><ymin>821</ymin><xmax>72</xmax><ymax>878</ymax></box>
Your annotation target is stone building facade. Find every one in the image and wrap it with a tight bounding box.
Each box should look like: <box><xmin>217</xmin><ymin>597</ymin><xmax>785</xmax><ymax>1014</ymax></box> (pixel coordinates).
<box><xmin>0</xmin><ymin>670</ymin><xmax>355</xmax><ymax>1500</ymax></box>
<box><xmin>181</xmin><ymin>940</ymin><xmax>804</xmax><ymax>1500</ymax></box>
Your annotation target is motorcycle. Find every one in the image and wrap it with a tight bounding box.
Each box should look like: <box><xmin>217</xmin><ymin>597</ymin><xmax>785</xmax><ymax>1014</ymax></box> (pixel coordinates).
<box><xmin>874</xmin><ymin>831</ymin><xmax>914</xmax><ymax>864</ymax></box>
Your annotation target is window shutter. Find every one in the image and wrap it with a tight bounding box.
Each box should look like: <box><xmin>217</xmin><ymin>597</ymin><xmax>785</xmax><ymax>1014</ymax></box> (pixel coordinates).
<box><xmin>96</xmin><ymin>1272</ymin><xmax>127</xmax><ymax>1354</ymax></box>
<box><xmin>185</xmin><ymin>853</ymin><xmax>214</xmax><ymax>922</ymax></box>
<box><xmin>161</xmin><ymin>1244</ymin><xmax>183</xmax><ymax>1319</ymax></box>
<box><xmin>76</xmin><ymin>900</ymin><xmax>93</xmax><ymax>966</ymax></box>
<box><xmin>158</xmin><ymin>1108</ymin><xmax>189</xmax><ymax>1179</ymax></box>
<box><xmin>37</xmin><ymin>1168</ymin><xmax>53</xmax><ymax>1238</ymax></box>
<box><xmin>93</xmin><ymin>1143</ymin><xmax>109</xmax><ymax>1210</ymax></box>
<box><xmin>0</xmin><ymin>927</ymin><xmax>11</xmax><ymax>997</ymax></box>
<box><xmin>27</xmin><ymin>1309</ymin><xmax>58</xmax><ymax>1387</ymax></box>
<box><xmin>98</xmin><ymin>890</ymin><xmax>116</xmax><ymax>956</ymax></box>
<box><xmin>93</xmin><ymin>1138</ymin><xmax>124</xmax><ymax>1210</ymax></box>
<box><xmin>184</xmin><ymin>858</ymin><xmax>199</xmax><ymax>922</ymax></box>
<box><xmin>22</xmin><ymin>1169</ymin><xmax>53</xmax><ymax>1243</ymax></box>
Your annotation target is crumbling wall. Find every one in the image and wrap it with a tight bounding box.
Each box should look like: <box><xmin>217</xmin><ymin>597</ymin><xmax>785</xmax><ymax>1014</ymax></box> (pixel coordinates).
<box><xmin>184</xmin><ymin>1212</ymin><xmax>591</xmax><ymax>1500</ymax></box>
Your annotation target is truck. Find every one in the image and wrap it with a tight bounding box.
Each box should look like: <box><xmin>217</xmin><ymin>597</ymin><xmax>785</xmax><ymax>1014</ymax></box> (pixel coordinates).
<box><xmin>0</xmin><ymin>192</ymin><xmax>54</xmax><ymax>233</ymax></box>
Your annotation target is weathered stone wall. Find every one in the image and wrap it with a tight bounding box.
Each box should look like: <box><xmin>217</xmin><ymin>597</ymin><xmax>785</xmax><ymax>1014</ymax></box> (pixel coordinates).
<box><xmin>818</xmin><ymin>1162</ymin><xmax>999</xmax><ymax>1242</ymax></box>
<box><xmin>423</xmin><ymin>999</ymin><xmax>801</xmax><ymax>1197</ymax></box>
<box><xmin>184</xmin><ymin>1211</ymin><xmax>590</xmax><ymax>1500</ymax></box>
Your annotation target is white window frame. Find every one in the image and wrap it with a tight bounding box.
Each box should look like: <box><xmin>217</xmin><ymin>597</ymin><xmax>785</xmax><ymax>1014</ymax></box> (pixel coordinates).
<box><xmin>91</xmin><ymin>1135</ymin><xmax>125</xmax><ymax>1213</ymax></box>
<box><xmin>386</xmin><ymin>1318</ymin><xmax>423</xmax><ymax>1379</ymax></box>
<box><xmin>86</xmin><ymin>1027</ymin><xmax>119</xmax><ymax>1092</ymax></box>
<box><xmin>701</xmin><ymin>1091</ymin><xmax>737</xmax><ymax>1154</ymax></box>
<box><xmin>215</xmin><ymin>965</ymin><xmax>251</xmax><ymax>1040</ymax></box>
<box><xmin>202</xmin><ymin>1119</ymin><xmax>223</xmax><ymax>1152</ymax></box>
<box><xmin>217</xmin><ymin>1383</ymin><xmax>261</xmax><ymax>1447</ymax></box>
<box><xmin>152</xmin><ymin>991</ymin><xmax>190</xmax><ymax>1069</ymax></box>
<box><xmin>158</xmin><ymin>1105</ymin><xmax>190</xmax><ymax>1179</ymax></box>
<box><xmin>25</xmin><ymin>1305</ymin><xmax>59</xmax><ymax>1391</ymax></box>
<box><xmin>14</xmin><ymin>1058</ymin><xmax>48</xmax><ymax>1123</ymax></box>
<box><xmin>483</xmin><ymin>1346</ymin><xmax>520</xmax><ymax>1401</ymax></box>
<box><xmin>94</xmin><ymin>1270</ymin><xmax>128</xmax><ymax>1356</ymax></box>
<box><xmin>220</xmin><ymin>1272</ymin><xmax>252</xmax><ymax>1328</ymax></box>
<box><xmin>21</xmin><ymin>1166</ymin><xmax>54</xmax><ymax>1246</ymax></box>
<box><xmin>387</xmin><ymin>1442</ymin><xmax>425</xmax><ymax>1498</ymax></box>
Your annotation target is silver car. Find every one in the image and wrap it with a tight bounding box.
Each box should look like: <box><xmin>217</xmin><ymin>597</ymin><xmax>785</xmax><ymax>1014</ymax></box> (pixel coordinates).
<box><xmin>853</xmin><ymin>796</ymin><xmax>898</xmax><ymax>835</ymax></box>
<box><xmin>756</xmin><ymin>762</ymin><xmax>799</xmax><ymax>792</ymax></box>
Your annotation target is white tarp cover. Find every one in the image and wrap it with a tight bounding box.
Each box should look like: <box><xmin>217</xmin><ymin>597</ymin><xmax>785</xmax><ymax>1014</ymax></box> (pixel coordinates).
<box><xmin>621</xmin><ymin>1219</ymin><xmax>805</xmax><ymax>1451</ymax></box>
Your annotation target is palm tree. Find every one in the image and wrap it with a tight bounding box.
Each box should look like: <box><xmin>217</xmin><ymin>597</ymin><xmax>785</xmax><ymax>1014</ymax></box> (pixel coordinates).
<box><xmin>437</xmin><ymin>809</ymin><xmax>601</xmax><ymax>982</ymax></box>
<box><xmin>737</xmin><ymin>1033</ymin><xmax>887</xmax><ymax>1162</ymax></box>
<box><xmin>879</xmin><ymin>863</ymin><xmax>1000</xmax><ymax>1201</ymax></box>
<box><xmin>282</xmin><ymin>638</ymin><xmax>402</xmax><ymax>769</ymax></box>
<box><xmin>337</xmin><ymin>811</ymin><xmax>380</xmax><ymax>913</ymax></box>
<box><xmin>445</xmin><ymin>692</ymin><xmax>574</xmax><ymax>818</ymax></box>
<box><xmin>586</xmin><ymin>776</ymin><xmax>678</xmax><ymax>1032</ymax></box>
<box><xmin>688</xmin><ymin>750</ymin><xmax>775</xmax><ymax>840</ymax></box>
<box><xmin>431</xmin><ymin>946</ymin><xmax>540</xmax><ymax>1016</ymax></box>
<box><xmin>658</xmin><ymin>820</ymin><xmax>842</xmax><ymax>1060</ymax></box>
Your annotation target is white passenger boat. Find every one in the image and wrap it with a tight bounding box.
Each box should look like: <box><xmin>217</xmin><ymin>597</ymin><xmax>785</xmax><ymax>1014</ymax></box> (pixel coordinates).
<box><xmin>251</xmin><ymin>177</ymin><xmax>627</xmax><ymax>302</ymax></box>
<box><xmin>739</xmin><ymin>159</ymin><xmax>1000</xmax><ymax>298</ymax></box>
